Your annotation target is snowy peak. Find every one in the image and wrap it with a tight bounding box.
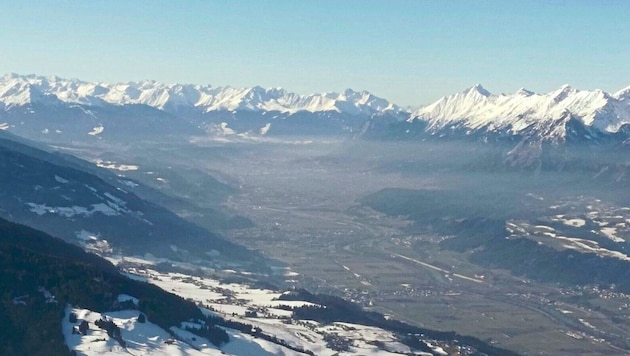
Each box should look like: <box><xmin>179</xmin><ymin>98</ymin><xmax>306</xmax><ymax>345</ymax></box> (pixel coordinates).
<box><xmin>416</xmin><ymin>84</ymin><xmax>494</xmax><ymax>129</ymax></box>
<box><xmin>551</xmin><ymin>84</ymin><xmax>575</xmax><ymax>102</ymax></box>
<box><xmin>0</xmin><ymin>74</ymin><xmax>404</xmax><ymax>116</ymax></box>
<box><xmin>463</xmin><ymin>83</ymin><xmax>491</xmax><ymax>97</ymax></box>
<box><xmin>0</xmin><ymin>77</ymin><xmax>62</xmax><ymax>107</ymax></box>
<box><xmin>411</xmin><ymin>83</ymin><xmax>630</xmax><ymax>138</ymax></box>
<box><xmin>614</xmin><ymin>85</ymin><xmax>630</xmax><ymax>102</ymax></box>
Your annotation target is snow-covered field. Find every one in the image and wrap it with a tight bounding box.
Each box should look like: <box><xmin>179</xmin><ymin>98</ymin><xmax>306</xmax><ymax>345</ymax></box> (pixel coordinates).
<box><xmin>63</xmin><ymin>253</ymin><xmax>446</xmax><ymax>356</ymax></box>
<box><xmin>63</xmin><ymin>306</ymin><xmax>227</xmax><ymax>355</ymax></box>
<box><xmin>507</xmin><ymin>198</ymin><xmax>630</xmax><ymax>261</ymax></box>
<box><xmin>94</xmin><ymin>159</ymin><xmax>139</xmax><ymax>171</ymax></box>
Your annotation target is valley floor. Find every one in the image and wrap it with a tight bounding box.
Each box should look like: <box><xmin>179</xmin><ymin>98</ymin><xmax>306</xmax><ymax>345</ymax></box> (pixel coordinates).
<box><xmin>54</xmin><ymin>139</ymin><xmax>630</xmax><ymax>355</ymax></box>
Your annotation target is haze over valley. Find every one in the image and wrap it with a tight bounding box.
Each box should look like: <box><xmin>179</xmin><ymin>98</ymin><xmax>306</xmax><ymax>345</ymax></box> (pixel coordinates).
<box><xmin>2</xmin><ymin>2</ymin><xmax>630</xmax><ymax>355</ymax></box>
<box><xmin>0</xmin><ymin>72</ymin><xmax>629</xmax><ymax>355</ymax></box>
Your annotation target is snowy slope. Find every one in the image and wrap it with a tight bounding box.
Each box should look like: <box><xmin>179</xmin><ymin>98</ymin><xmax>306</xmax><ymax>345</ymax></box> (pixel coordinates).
<box><xmin>409</xmin><ymin>84</ymin><xmax>630</xmax><ymax>140</ymax></box>
<box><xmin>4</xmin><ymin>73</ymin><xmax>629</xmax><ymax>142</ymax></box>
<box><xmin>0</xmin><ymin>73</ymin><xmax>403</xmax><ymax>116</ymax></box>
<box><xmin>105</xmin><ymin>255</ymin><xmax>462</xmax><ymax>356</ymax></box>
<box><xmin>63</xmin><ymin>307</ymin><xmax>229</xmax><ymax>356</ymax></box>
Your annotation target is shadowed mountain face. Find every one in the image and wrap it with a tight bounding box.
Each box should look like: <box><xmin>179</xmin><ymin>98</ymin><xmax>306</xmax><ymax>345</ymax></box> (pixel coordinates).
<box><xmin>0</xmin><ymin>217</ymin><xmax>225</xmax><ymax>355</ymax></box>
<box><xmin>0</xmin><ymin>133</ymin><xmax>268</xmax><ymax>270</ymax></box>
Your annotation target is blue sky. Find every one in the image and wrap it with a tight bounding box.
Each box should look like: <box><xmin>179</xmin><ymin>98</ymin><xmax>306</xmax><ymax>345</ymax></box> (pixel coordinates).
<box><xmin>1</xmin><ymin>1</ymin><xmax>629</xmax><ymax>106</ymax></box>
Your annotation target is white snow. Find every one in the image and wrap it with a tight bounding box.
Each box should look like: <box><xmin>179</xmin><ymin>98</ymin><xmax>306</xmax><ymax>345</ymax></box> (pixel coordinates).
<box><xmin>0</xmin><ymin>74</ymin><xmax>405</xmax><ymax>116</ymax></box>
<box><xmin>75</xmin><ymin>230</ymin><xmax>99</xmax><ymax>241</ymax></box>
<box><xmin>63</xmin><ymin>306</ymin><xmax>227</xmax><ymax>355</ymax></box>
<box><xmin>110</xmin><ymin>263</ymin><xmax>424</xmax><ymax>356</ymax></box>
<box><xmin>562</xmin><ymin>218</ymin><xmax>586</xmax><ymax>228</ymax></box>
<box><xmin>410</xmin><ymin>84</ymin><xmax>630</xmax><ymax>137</ymax></box>
<box><xmin>552</xmin><ymin>235</ymin><xmax>630</xmax><ymax>261</ymax></box>
<box><xmin>221</xmin><ymin>328</ymin><xmax>295</xmax><ymax>356</ymax></box>
<box><xmin>508</xmin><ymin>219</ymin><xmax>629</xmax><ymax>261</ymax></box>
<box><xmin>259</xmin><ymin>123</ymin><xmax>271</xmax><ymax>135</ymax></box>
<box><xmin>88</xmin><ymin>125</ymin><xmax>104</xmax><ymax>136</ymax></box>
<box><xmin>210</xmin><ymin>122</ymin><xmax>236</xmax><ymax>136</ymax></box>
<box><xmin>27</xmin><ymin>201</ymin><xmax>123</xmax><ymax>217</ymax></box>
<box><xmin>95</xmin><ymin>159</ymin><xmax>139</xmax><ymax>171</ymax></box>
<box><xmin>54</xmin><ymin>175</ymin><xmax>69</xmax><ymax>184</ymax></box>
<box><xmin>601</xmin><ymin>227</ymin><xmax>625</xmax><ymax>243</ymax></box>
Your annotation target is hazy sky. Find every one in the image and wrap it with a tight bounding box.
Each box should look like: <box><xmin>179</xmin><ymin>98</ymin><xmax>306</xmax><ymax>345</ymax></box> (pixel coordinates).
<box><xmin>1</xmin><ymin>1</ymin><xmax>629</xmax><ymax>106</ymax></box>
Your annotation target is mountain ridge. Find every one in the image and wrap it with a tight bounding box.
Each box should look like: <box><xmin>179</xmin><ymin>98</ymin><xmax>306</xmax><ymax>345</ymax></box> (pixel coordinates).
<box><xmin>2</xmin><ymin>73</ymin><xmax>630</xmax><ymax>142</ymax></box>
<box><xmin>0</xmin><ymin>132</ymin><xmax>267</xmax><ymax>269</ymax></box>
<box><xmin>409</xmin><ymin>83</ymin><xmax>630</xmax><ymax>140</ymax></box>
<box><xmin>0</xmin><ymin>73</ymin><xmax>404</xmax><ymax>117</ymax></box>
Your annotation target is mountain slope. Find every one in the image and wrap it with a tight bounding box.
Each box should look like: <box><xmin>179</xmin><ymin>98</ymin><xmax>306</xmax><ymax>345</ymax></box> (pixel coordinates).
<box><xmin>3</xmin><ymin>73</ymin><xmax>630</xmax><ymax>144</ymax></box>
<box><xmin>0</xmin><ymin>217</ymin><xmax>312</xmax><ymax>356</ymax></box>
<box><xmin>407</xmin><ymin>84</ymin><xmax>630</xmax><ymax>142</ymax></box>
<box><xmin>0</xmin><ymin>73</ymin><xmax>403</xmax><ymax>116</ymax></box>
<box><xmin>0</xmin><ymin>217</ymin><xmax>218</xmax><ymax>355</ymax></box>
<box><xmin>0</xmin><ymin>133</ymin><xmax>266</xmax><ymax>269</ymax></box>
<box><xmin>0</xmin><ymin>73</ymin><xmax>407</xmax><ymax>140</ymax></box>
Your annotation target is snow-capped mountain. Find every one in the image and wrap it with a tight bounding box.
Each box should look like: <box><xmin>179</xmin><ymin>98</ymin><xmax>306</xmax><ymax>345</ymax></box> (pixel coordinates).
<box><xmin>407</xmin><ymin>84</ymin><xmax>630</xmax><ymax>142</ymax></box>
<box><xmin>2</xmin><ymin>73</ymin><xmax>630</xmax><ymax>144</ymax></box>
<box><xmin>0</xmin><ymin>73</ymin><xmax>403</xmax><ymax>116</ymax></box>
<box><xmin>0</xmin><ymin>73</ymin><xmax>407</xmax><ymax>140</ymax></box>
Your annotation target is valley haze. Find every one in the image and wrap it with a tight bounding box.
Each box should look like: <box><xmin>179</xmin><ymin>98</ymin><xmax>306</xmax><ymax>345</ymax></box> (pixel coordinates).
<box><xmin>1</xmin><ymin>70</ymin><xmax>629</xmax><ymax>355</ymax></box>
<box><xmin>2</xmin><ymin>1</ymin><xmax>630</xmax><ymax>355</ymax></box>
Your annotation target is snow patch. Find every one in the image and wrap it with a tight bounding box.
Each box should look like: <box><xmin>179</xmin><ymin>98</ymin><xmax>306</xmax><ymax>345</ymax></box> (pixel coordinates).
<box><xmin>27</xmin><ymin>202</ymin><xmax>120</xmax><ymax>217</ymax></box>
<box><xmin>259</xmin><ymin>123</ymin><xmax>271</xmax><ymax>135</ymax></box>
<box><xmin>601</xmin><ymin>227</ymin><xmax>625</xmax><ymax>243</ymax></box>
<box><xmin>54</xmin><ymin>175</ymin><xmax>69</xmax><ymax>184</ymax></box>
<box><xmin>63</xmin><ymin>306</ymin><xmax>227</xmax><ymax>356</ymax></box>
<box><xmin>88</xmin><ymin>125</ymin><xmax>104</xmax><ymax>136</ymax></box>
<box><xmin>0</xmin><ymin>74</ymin><xmax>405</xmax><ymax>118</ymax></box>
<box><xmin>563</xmin><ymin>218</ymin><xmax>586</xmax><ymax>228</ymax></box>
<box><xmin>75</xmin><ymin>230</ymin><xmax>99</xmax><ymax>241</ymax></box>
<box><xmin>95</xmin><ymin>159</ymin><xmax>139</xmax><ymax>171</ymax></box>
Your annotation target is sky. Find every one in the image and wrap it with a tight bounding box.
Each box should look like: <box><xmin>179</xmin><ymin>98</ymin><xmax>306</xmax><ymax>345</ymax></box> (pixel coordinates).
<box><xmin>1</xmin><ymin>0</ymin><xmax>629</xmax><ymax>106</ymax></box>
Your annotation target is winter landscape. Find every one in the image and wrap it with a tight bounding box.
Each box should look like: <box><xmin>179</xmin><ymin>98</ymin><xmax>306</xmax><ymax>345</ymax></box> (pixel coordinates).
<box><xmin>1</xmin><ymin>2</ymin><xmax>630</xmax><ymax>356</ymax></box>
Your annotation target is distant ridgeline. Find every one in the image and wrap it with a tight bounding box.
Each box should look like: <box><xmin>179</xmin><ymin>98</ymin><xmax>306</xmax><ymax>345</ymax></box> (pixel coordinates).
<box><xmin>2</xmin><ymin>74</ymin><xmax>629</xmax><ymax>147</ymax></box>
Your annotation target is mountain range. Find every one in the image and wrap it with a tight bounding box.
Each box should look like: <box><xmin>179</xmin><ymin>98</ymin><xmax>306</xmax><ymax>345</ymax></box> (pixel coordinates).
<box><xmin>1</xmin><ymin>73</ymin><xmax>630</xmax><ymax>144</ymax></box>
<box><xmin>406</xmin><ymin>83</ymin><xmax>630</xmax><ymax>142</ymax></box>
<box><xmin>0</xmin><ymin>73</ymin><xmax>403</xmax><ymax>115</ymax></box>
<box><xmin>1</xmin><ymin>73</ymin><xmax>628</xmax><ymax>354</ymax></box>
